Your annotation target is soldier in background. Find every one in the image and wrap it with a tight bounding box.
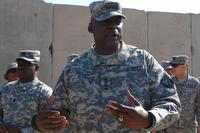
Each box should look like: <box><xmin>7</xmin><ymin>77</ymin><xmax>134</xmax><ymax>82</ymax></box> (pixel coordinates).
<box><xmin>0</xmin><ymin>62</ymin><xmax>18</xmax><ymax>89</ymax></box>
<box><xmin>67</xmin><ymin>54</ymin><xmax>79</xmax><ymax>63</ymax></box>
<box><xmin>4</xmin><ymin>62</ymin><xmax>18</xmax><ymax>83</ymax></box>
<box><xmin>161</xmin><ymin>61</ymin><xmax>174</xmax><ymax>76</ymax></box>
<box><xmin>0</xmin><ymin>50</ymin><xmax>52</xmax><ymax>133</ymax></box>
<box><xmin>32</xmin><ymin>0</ymin><xmax>181</xmax><ymax>133</ymax></box>
<box><xmin>163</xmin><ymin>55</ymin><xmax>200</xmax><ymax>133</ymax></box>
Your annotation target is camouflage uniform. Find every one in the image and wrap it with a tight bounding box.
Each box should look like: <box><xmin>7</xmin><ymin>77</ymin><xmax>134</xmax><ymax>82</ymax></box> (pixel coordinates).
<box><xmin>52</xmin><ymin>43</ymin><xmax>181</xmax><ymax>133</ymax></box>
<box><xmin>162</xmin><ymin>55</ymin><xmax>200</xmax><ymax>133</ymax></box>
<box><xmin>0</xmin><ymin>83</ymin><xmax>4</xmax><ymax>89</ymax></box>
<box><xmin>0</xmin><ymin>50</ymin><xmax>53</xmax><ymax>133</ymax></box>
<box><xmin>0</xmin><ymin>79</ymin><xmax>52</xmax><ymax>133</ymax></box>
<box><xmin>163</xmin><ymin>76</ymin><xmax>200</xmax><ymax>133</ymax></box>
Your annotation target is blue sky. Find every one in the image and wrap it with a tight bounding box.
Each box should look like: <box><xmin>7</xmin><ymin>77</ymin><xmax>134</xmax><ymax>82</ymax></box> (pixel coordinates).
<box><xmin>43</xmin><ymin>0</ymin><xmax>200</xmax><ymax>13</ymax></box>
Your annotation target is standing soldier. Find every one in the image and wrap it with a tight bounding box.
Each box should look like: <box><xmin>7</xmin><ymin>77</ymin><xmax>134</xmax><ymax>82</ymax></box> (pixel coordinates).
<box><xmin>163</xmin><ymin>55</ymin><xmax>200</xmax><ymax>133</ymax></box>
<box><xmin>0</xmin><ymin>50</ymin><xmax>53</xmax><ymax>133</ymax></box>
<box><xmin>67</xmin><ymin>54</ymin><xmax>79</xmax><ymax>63</ymax></box>
<box><xmin>0</xmin><ymin>62</ymin><xmax>18</xmax><ymax>89</ymax></box>
<box><xmin>161</xmin><ymin>61</ymin><xmax>174</xmax><ymax>76</ymax></box>
<box><xmin>4</xmin><ymin>62</ymin><xmax>18</xmax><ymax>83</ymax></box>
<box><xmin>32</xmin><ymin>1</ymin><xmax>181</xmax><ymax>133</ymax></box>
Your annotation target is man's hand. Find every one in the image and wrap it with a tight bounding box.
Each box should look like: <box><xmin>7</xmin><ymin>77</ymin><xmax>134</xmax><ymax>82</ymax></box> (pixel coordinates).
<box><xmin>197</xmin><ymin>126</ymin><xmax>200</xmax><ymax>133</ymax></box>
<box><xmin>35</xmin><ymin>110</ymin><xmax>68</xmax><ymax>132</ymax></box>
<box><xmin>6</xmin><ymin>126</ymin><xmax>21</xmax><ymax>133</ymax></box>
<box><xmin>106</xmin><ymin>89</ymin><xmax>153</xmax><ymax>129</ymax></box>
<box><xmin>35</xmin><ymin>97</ymin><xmax>68</xmax><ymax>132</ymax></box>
<box><xmin>0</xmin><ymin>124</ymin><xmax>8</xmax><ymax>133</ymax></box>
<box><xmin>0</xmin><ymin>124</ymin><xmax>21</xmax><ymax>133</ymax></box>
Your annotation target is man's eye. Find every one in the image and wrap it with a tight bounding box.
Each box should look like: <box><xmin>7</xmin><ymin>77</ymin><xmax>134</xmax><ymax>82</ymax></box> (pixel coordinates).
<box><xmin>99</xmin><ymin>21</ymin><xmax>107</xmax><ymax>25</ymax></box>
<box><xmin>116</xmin><ymin>20</ymin><xmax>122</xmax><ymax>25</ymax></box>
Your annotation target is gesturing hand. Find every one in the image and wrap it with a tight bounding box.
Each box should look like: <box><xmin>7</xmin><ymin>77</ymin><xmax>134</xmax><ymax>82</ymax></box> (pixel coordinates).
<box><xmin>35</xmin><ymin>97</ymin><xmax>68</xmax><ymax>132</ymax></box>
<box><xmin>106</xmin><ymin>89</ymin><xmax>153</xmax><ymax>129</ymax></box>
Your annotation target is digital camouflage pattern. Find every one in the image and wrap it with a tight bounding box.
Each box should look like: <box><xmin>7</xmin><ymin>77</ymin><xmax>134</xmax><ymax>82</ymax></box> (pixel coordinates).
<box><xmin>0</xmin><ymin>79</ymin><xmax>52</xmax><ymax>133</ymax></box>
<box><xmin>89</xmin><ymin>0</ymin><xmax>126</xmax><ymax>21</ymax></box>
<box><xmin>163</xmin><ymin>75</ymin><xmax>200</xmax><ymax>133</ymax></box>
<box><xmin>52</xmin><ymin>43</ymin><xmax>181</xmax><ymax>133</ymax></box>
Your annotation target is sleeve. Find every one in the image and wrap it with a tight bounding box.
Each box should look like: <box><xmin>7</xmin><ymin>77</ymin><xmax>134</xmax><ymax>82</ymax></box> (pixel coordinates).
<box><xmin>20</xmin><ymin>127</ymin><xmax>36</xmax><ymax>133</ymax></box>
<box><xmin>0</xmin><ymin>88</ymin><xmax>4</xmax><ymax>123</ymax></box>
<box><xmin>37</xmin><ymin>85</ymin><xmax>53</xmax><ymax>112</ymax></box>
<box><xmin>195</xmin><ymin>82</ymin><xmax>200</xmax><ymax>126</ymax></box>
<box><xmin>0</xmin><ymin>84</ymin><xmax>6</xmax><ymax>124</ymax></box>
<box><xmin>26</xmin><ymin>84</ymin><xmax>53</xmax><ymax>133</ymax></box>
<box><xmin>144</xmin><ymin>51</ymin><xmax>181</xmax><ymax>130</ymax></box>
<box><xmin>51</xmin><ymin>65</ymin><xmax>71</xmax><ymax>118</ymax></box>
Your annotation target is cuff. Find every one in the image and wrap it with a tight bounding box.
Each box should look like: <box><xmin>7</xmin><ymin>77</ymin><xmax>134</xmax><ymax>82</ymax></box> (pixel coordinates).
<box><xmin>30</xmin><ymin>114</ymin><xmax>43</xmax><ymax>132</ymax></box>
<box><xmin>143</xmin><ymin>111</ymin><xmax>156</xmax><ymax>131</ymax></box>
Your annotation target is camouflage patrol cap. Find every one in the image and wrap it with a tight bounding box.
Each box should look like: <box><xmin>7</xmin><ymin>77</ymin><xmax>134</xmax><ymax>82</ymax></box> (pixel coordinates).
<box><xmin>7</xmin><ymin>62</ymin><xmax>17</xmax><ymax>70</ymax></box>
<box><xmin>161</xmin><ymin>61</ymin><xmax>172</xmax><ymax>70</ymax></box>
<box><xmin>4</xmin><ymin>62</ymin><xmax>17</xmax><ymax>80</ymax></box>
<box><xmin>170</xmin><ymin>55</ymin><xmax>189</xmax><ymax>65</ymax></box>
<box><xmin>67</xmin><ymin>54</ymin><xmax>79</xmax><ymax>63</ymax></box>
<box><xmin>16</xmin><ymin>50</ymin><xmax>40</xmax><ymax>64</ymax></box>
<box><xmin>89</xmin><ymin>0</ymin><xmax>126</xmax><ymax>21</ymax></box>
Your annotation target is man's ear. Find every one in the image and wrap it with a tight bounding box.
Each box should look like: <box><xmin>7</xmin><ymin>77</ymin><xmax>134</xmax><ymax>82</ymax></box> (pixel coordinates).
<box><xmin>88</xmin><ymin>22</ymin><xmax>93</xmax><ymax>33</ymax></box>
<box><xmin>35</xmin><ymin>65</ymin><xmax>39</xmax><ymax>71</ymax></box>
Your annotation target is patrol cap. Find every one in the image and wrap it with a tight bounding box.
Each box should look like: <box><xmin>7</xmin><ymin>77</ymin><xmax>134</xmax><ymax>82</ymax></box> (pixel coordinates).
<box><xmin>16</xmin><ymin>50</ymin><xmax>40</xmax><ymax>64</ymax></box>
<box><xmin>7</xmin><ymin>62</ymin><xmax>17</xmax><ymax>70</ymax></box>
<box><xmin>4</xmin><ymin>62</ymin><xmax>17</xmax><ymax>80</ymax></box>
<box><xmin>161</xmin><ymin>61</ymin><xmax>172</xmax><ymax>70</ymax></box>
<box><xmin>170</xmin><ymin>55</ymin><xmax>189</xmax><ymax>65</ymax></box>
<box><xmin>89</xmin><ymin>0</ymin><xmax>126</xmax><ymax>21</ymax></box>
<box><xmin>67</xmin><ymin>54</ymin><xmax>79</xmax><ymax>63</ymax></box>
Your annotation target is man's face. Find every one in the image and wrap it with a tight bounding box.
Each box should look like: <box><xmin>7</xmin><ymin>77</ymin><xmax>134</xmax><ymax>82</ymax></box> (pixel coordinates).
<box><xmin>173</xmin><ymin>64</ymin><xmax>187</xmax><ymax>78</ymax></box>
<box><xmin>6</xmin><ymin>69</ymin><xmax>17</xmax><ymax>82</ymax></box>
<box><xmin>166</xmin><ymin>69</ymin><xmax>174</xmax><ymax>76</ymax></box>
<box><xmin>90</xmin><ymin>16</ymin><xmax>123</xmax><ymax>47</ymax></box>
<box><xmin>17</xmin><ymin>59</ymin><xmax>38</xmax><ymax>83</ymax></box>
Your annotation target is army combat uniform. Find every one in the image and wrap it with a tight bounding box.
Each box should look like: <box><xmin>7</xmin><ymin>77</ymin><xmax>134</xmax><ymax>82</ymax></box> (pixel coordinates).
<box><xmin>0</xmin><ymin>50</ymin><xmax>53</xmax><ymax>133</ymax></box>
<box><xmin>0</xmin><ymin>79</ymin><xmax>52</xmax><ymax>133</ymax></box>
<box><xmin>52</xmin><ymin>43</ymin><xmax>181</xmax><ymax>133</ymax></box>
<box><xmin>164</xmin><ymin>75</ymin><xmax>200</xmax><ymax>133</ymax></box>
<box><xmin>160</xmin><ymin>55</ymin><xmax>200</xmax><ymax>133</ymax></box>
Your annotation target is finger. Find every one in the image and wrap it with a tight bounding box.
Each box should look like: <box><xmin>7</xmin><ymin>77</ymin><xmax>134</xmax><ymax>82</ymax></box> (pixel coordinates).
<box><xmin>125</xmin><ymin>89</ymin><xmax>140</xmax><ymax>106</ymax></box>
<box><xmin>43</xmin><ymin>116</ymin><xmax>68</xmax><ymax>131</ymax></box>
<box><xmin>40</xmin><ymin>110</ymin><xmax>61</xmax><ymax>118</ymax></box>
<box><xmin>108</xmin><ymin>101</ymin><xmax>130</xmax><ymax>112</ymax></box>
<box><xmin>106</xmin><ymin>104</ymin><xmax>127</xmax><ymax>114</ymax></box>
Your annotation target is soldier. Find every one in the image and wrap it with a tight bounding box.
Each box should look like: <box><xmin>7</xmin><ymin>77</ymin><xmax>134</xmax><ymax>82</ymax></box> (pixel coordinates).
<box><xmin>163</xmin><ymin>55</ymin><xmax>200</xmax><ymax>133</ymax></box>
<box><xmin>161</xmin><ymin>61</ymin><xmax>173</xmax><ymax>76</ymax></box>
<box><xmin>4</xmin><ymin>62</ymin><xmax>18</xmax><ymax>83</ymax></box>
<box><xmin>67</xmin><ymin>54</ymin><xmax>79</xmax><ymax>63</ymax></box>
<box><xmin>32</xmin><ymin>0</ymin><xmax>181</xmax><ymax>133</ymax></box>
<box><xmin>0</xmin><ymin>50</ymin><xmax>53</xmax><ymax>133</ymax></box>
<box><xmin>0</xmin><ymin>62</ymin><xmax>17</xmax><ymax>90</ymax></box>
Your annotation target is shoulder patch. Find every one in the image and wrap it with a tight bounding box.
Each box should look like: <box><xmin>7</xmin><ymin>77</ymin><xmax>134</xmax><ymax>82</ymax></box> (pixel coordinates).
<box><xmin>161</xmin><ymin>74</ymin><xmax>174</xmax><ymax>88</ymax></box>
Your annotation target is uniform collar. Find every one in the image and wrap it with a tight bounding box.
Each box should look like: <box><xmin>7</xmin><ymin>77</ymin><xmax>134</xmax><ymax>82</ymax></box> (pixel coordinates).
<box><xmin>173</xmin><ymin>75</ymin><xmax>189</xmax><ymax>84</ymax></box>
<box><xmin>88</xmin><ymin>42</ymin><xmax>128</xmax><ymax>67</ymax></box>
<box><xmin>17</xmin><ymin>78</ymin><xmax>39</xmax><ymax>90</ymax></box>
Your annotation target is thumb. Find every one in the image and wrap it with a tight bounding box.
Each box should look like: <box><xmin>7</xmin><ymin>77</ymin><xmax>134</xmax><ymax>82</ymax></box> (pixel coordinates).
<box><xmin>125</xmin><ymin>89</ymin><xmax>140</xmax><ymax>107</ymax></box>
<box><xmin>45</xmin><ymin>97</ymin><xmax>54</xmax><ymax>110</ymax></box>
